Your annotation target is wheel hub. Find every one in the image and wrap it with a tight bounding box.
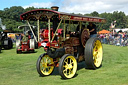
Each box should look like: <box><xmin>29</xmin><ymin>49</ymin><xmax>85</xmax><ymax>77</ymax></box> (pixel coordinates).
<box><xmin>67</xmin><ymin>64</ymin><xmax>73</xmax><ymax>69</ymax></box>
<box><xmin>43</xmin><ymin>63</ymin><xmax>48</xmax><ymax>68</ymax></box>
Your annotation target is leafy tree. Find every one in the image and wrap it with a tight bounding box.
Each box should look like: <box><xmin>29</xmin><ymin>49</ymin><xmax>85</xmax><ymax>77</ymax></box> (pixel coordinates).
<box><xmin>91</xmin><ymin>11</ymin><xmax>99</xmax><ymax>17</ymax></box>
<box><xmin>24</xmin><ymin>7</ymin><xmax>37</xmax><ymax>12</ymax></box>
<box><xmin>3</xmin><ymin>6</ymin><xmax>24</xmax><ymax>22</ymax></box>
<box><xmin>0</xmin><ymin>6</ymin><xmax>128</xmax><ymax>33</ymax></box>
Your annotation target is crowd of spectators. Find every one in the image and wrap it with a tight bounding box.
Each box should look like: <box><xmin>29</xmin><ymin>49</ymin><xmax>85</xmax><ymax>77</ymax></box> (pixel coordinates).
<box><xmin>98</xmin><ymin>30</ymin><xmax>128</xmax><ymax>46</ymax></box>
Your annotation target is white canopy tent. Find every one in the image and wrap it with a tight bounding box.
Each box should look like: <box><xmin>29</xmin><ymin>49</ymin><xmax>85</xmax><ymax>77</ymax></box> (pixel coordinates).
<box><xmin>114</xmin><ymin>28</ymin><xmax>128</xmax><ymax>32</ymax></box>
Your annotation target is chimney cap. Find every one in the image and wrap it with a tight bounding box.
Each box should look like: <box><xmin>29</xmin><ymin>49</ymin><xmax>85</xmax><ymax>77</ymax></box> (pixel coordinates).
<box><xmin>51</xmin><ymin>6</ymin><xmax>59</xmax><ymax>11</ymax></box>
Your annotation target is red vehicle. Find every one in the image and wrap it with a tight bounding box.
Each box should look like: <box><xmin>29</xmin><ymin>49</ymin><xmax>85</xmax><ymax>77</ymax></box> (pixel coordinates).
<box><xmin>40</xmin><ymin>28</ymin><xmax>62</xmax><ymax>51</ymax></box>
<box><xmin>16</xmin><ymin>25</ymin><xmax>36</xmax><ymax>53</ymax></box>
<box><xmin>20</xmin><ymin>6</ymin><xmax>106</xmax><ymax>79</ymax></box>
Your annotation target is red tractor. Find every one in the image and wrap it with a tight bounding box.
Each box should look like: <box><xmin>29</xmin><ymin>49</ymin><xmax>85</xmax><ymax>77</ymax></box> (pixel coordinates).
<box><xmin>16</xmin><ymin>25</ymin><xmax>36</xmax><ymax>53</ymax></box>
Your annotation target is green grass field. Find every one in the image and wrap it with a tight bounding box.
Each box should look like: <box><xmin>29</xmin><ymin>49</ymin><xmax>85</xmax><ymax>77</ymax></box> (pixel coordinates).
<box><xmin>0</xmin><ymin>44</ymin><xmax>128</xmax><ymax>85</ymax></box>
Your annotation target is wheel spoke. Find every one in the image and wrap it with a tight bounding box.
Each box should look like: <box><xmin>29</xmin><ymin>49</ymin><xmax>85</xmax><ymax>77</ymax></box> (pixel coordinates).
<box><xmin>47</xmin><ymin>58</ymin><xmax>50</xmax><ymax>63</ymax></box>
<box><xmin>47</xmin><ymin>67</ymin><xmax>50</xmax><ymax>71</ymax></box>
<box><xmin>46</xmin><ymin>57</ymin><xmax>48</xmax><ymax>62</ymax></box>
<box><xmin>64</xmin><ymin>60</ymin><xmax>68</xmax><ymax>65</ymax></box>
<box><xmin>71</xmin><ymin>61</ymin><xmax>74</xmax><ymax>65</ymax></box>
<box><xmin>70</xmin><ymin>58</ymin><xmax>71</xmax><ymax>64</ymax></box>
<box><xmin>41</xmin><ymin>58</ymin><xmax>44</xmax><ymax>63</ymax></box>
<box><xmin>63</xmin><ymin>65</ymin><xmax>67</xmax><ymax>68</ymax></box>
<box><xmin>67</xmin><ymin>58</ymin><xmax>68</xmax><ymax>64</ymax></box>
<box><xmin>63</xmin><ymin>68</ymin><xmax>68</xmax><ymax>75</ymax></box>
<box><xmin>42</xmin><ymin>67</ymin><xmax>46</xmax><ymax>72</ymax></box>
<box><xmin>69</xmin><ymin>68</ymin><xmax>73</xmax><ymax>75</ymax></box>
<box><xmin>41</xmin><ymin>61</ymin><xmax>44</xmax><ymax>65</ymax></box>
<box><xmin>69</xmin><ymin>69</ymin><xmax>71</xmax><ymax>75</ymax></box>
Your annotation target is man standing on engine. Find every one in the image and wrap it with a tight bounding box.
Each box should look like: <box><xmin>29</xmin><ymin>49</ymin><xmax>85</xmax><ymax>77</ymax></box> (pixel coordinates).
<box><xmin>87</xmin><ymin>22</ymin><xmax>97</xmax><ymax>37</ymax></box>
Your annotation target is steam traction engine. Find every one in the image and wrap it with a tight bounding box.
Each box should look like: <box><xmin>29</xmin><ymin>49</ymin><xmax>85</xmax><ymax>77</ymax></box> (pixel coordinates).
<box><xmin>20</xmin><ymin>6</ymin><xmax>106</xmax><ymax>79</ymax></box>
<box><xmin>0</xmin><ymin>30</ymin><xmax>13</xmax><ymax>50</ymax></box>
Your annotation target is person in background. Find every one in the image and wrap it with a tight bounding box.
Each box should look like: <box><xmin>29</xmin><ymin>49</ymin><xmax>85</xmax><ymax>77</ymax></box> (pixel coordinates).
<box><xmin>118</xmin><ymin>30</ymin><xmax>123</xmax><ymax>46</ymax></box>
<box><xmin>87</xmin><ymin>22</ymin><xmax>97</xmax><ymax>37</ymax></box>
<box><xmin>22</xmin><ymin>31</ymin><xmax>29</xmax><ymax>42</ymax></box>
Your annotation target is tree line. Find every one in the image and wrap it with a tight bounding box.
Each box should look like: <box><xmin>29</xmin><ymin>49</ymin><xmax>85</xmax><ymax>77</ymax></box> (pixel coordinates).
<box><xmin>0</xmin><ymin>6</ymin><xmax>128</xmax><ymax>32</ymax></box>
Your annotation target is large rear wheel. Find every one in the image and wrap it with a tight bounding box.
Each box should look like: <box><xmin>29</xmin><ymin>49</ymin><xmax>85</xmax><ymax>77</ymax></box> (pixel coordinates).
<box><xmin>36</xmin><ymin>53</ymin><xmax>54</xmax><ymax>76</ymax></box>
<box><xmin>84</xmin><ymin>37</ymin><xmax>103</xmax><ymax>69</ymax></box>
<box><xmin>59</xmin><ymin>54</ymin><xmax>77</xmax><ymax>79</ymax></box>
<box><xmin>30</xmin><ymin>39</ymin><xmax>35</xmax><ymax>49</ymax></box>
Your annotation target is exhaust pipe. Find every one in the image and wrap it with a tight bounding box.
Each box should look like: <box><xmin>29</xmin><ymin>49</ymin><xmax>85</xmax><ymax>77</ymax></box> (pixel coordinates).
<box><xmin>51</xmin><ymin>6</ymin><xmax>59</xmax><ymax>11</ymax></box>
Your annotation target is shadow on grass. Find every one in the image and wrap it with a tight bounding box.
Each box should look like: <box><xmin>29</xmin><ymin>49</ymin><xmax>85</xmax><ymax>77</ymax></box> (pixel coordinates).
<box><xmin>16</xmin><ymin>51</ymin><xmax>37</xmax><ymax>54</ymax></box>
<box><xmin>50</xmin><ymin>61</ymin><xmax>87</xmax><ymax>79</ymax></box>
<box><xmin>51</xmin><ymin>61</ymin><xmax>87</xmax><ymax>76</ymax></box>
<box><xmin>13</xmin><ymin>47</ymin><xmax>16</xmax><ymax>49</ymax></box>
<box><xmin>77</xmin><ymin>61</ymin><xmax>87</xmax><ymax>70</ymax></box>
<box><xmin>38</xmin><ymin>61</ymin><xmax>89</xmax><ymax>79</ymax></box>
<box><xmin>1</xmin><ymin>47</ymin><xmax>15</xmax><ymax>50</ymax></box>
<box><xmin>77</xmin><ymin>61</ymin><xmax>103</xmax><ymax>70</ymax></box>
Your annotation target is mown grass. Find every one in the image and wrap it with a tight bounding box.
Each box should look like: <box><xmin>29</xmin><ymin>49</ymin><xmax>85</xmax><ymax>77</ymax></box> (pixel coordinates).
<box><xmin>0</xmin><ymin>44</ymin><xmax>128</xmax><ymax>85</ymax></box>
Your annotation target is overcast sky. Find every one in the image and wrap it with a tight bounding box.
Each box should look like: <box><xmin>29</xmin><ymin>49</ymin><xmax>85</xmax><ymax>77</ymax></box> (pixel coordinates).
<box><xmin>0</xmin><ymin>0</ymin><xmax>128</xmax><ymax>15</ymax></box>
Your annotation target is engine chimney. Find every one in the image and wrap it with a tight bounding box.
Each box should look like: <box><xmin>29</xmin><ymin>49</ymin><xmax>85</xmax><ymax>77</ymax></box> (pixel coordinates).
<box><xmin>51</xmin><ymin>6</ymin><xmax>59</xmax><ymax>11</ymax></box>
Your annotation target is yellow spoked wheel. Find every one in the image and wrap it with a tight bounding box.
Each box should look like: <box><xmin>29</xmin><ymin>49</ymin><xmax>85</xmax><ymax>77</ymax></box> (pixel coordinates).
<box><xmin>59</xmin><ymin>54</ymin><xmax>77</xmax><ymax>79</ymax></box>
<box><xmin>84</xmin><ymin>37</ymin><xmax>103</xmax><ymax>69</ymax></box>
<box><xmin>93</xmin><ymin>40</ymin><xmax>103</xmax><ymax>67</ymax></box>
<box><xmin>36</xmin><ymin>53</ymin><xmax>54</xmax><ymax>76</ymax></box>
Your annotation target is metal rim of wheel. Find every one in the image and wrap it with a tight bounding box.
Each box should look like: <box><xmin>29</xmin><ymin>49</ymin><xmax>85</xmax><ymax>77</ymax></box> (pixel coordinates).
<box><xmin>39</xmin><ymin>54</ymin><xmax>54</xmax><ymax>76</ymax></box>
<box><xmin>93</xmin><ymin>40</ymin><xmax>103</xmax><ymax>67</ymax></box>
<box><xmin>59</xmin><ymin>54</ymin><xmax>77</xmax><ymax>79</ymax></box>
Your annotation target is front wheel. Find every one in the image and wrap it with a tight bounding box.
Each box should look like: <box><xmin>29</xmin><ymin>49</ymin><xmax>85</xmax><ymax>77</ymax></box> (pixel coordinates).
<box><xmin>36</xmin><ymin>53</ymin><xmax>54</xmax><ymax>76</ymax></box>
<box><xmin>59</xmin><ymin>54</ymin><xmax>77</xmax><ymax>79</ymax></box>
<box><xmin>84</xmin><ymin>37</ymin><xmax>103</xmax><ymax>69</ymax></box>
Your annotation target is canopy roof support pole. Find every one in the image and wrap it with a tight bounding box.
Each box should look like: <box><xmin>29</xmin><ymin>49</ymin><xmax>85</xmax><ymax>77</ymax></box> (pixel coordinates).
<box><xmin>69</xmin><ymin>20</ymin><xmax>71</xmax><ymax>31</ymax></box>
<box><xmin>27</xmin><ymin>20</ymin><xmax>37</xmax><ymax>42</ymax></box>
<box><xmin>48</xmin><ymin>18</ymin><xmax>51</xmax><ymax>42</ymax></box>
<box><xmin>37</xmin><ymin>19</ymin><xmax>40</xmax><ymax>42</ymax></box>
<box><xmin>51</xmin><ymin>19</ymin><xmax>63</xmax><ymax>42</ymax></box>
<box><xmin>79</xmin><ymin>21</ymin><xmax>82</xmax><ymax>32</ymax></box>
<box><xmin>63</xmin><ymin>19</ymin><xmax>66</xmax><ymax>41</ymax></box>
